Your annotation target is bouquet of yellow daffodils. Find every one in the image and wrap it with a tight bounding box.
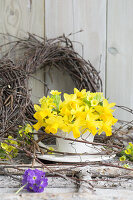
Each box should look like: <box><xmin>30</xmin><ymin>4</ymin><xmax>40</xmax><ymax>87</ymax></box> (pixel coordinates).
<box><xmin>33</xmin><ymin>88</ymin><xmax>118</xmax><ymax>138</ymax></box>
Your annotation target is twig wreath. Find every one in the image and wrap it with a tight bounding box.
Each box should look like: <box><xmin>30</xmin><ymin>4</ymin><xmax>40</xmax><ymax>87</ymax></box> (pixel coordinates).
<box><xmin>0</xmin><ymin>33</ymin><xmax>102</xmax><ymax>136</ymax></box>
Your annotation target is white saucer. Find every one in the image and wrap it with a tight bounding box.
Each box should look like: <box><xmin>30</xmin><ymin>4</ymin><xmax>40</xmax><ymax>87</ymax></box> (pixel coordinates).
<box><xmin>37</xmin><ymin>147</ymin><xmax>115</xmax><ymax>163</ymax></box>
<box><xmin>37</xmin><ymin>154</ymin><xmax>115</xmax><ymax>163</ymax></box>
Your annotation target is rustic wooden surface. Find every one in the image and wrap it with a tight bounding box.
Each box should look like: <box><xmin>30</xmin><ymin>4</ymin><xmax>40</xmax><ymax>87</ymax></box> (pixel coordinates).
<box><xmin>1</xmin><ymin>158</ymin><xmax>133</xmax><ymax>199</ymax></box>
<box><xmin>1</xmin><ymin>188</ymin><xmax>133</xmax><ymax>200</ymax></box>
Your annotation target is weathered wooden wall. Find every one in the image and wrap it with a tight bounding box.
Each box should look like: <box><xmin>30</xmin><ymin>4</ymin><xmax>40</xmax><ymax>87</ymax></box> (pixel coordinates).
<box><xmin>0</xmin><ymin>0</ymin><xmax>133</xmax><ymax>121</ymax></box>
<box><xmin>0</xmin><ymin>0</ymin><xmax>45</xmax><ymax>103</ymax></box>
<box><xmin>107</xmin><ymin>0</ymin><xmax>133</xmax><ymax>121</ymax></box>
<box><xmin>45</xmin><ymin>0</ymin><xmax>106</xmax><ymax>96</ymax></box>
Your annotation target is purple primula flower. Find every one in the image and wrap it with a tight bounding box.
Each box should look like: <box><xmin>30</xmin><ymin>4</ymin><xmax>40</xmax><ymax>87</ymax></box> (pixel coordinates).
<box><xmin>22</xmin><ymin>169</ymin><xmax>48</xmax><ymax>193</ymax></box>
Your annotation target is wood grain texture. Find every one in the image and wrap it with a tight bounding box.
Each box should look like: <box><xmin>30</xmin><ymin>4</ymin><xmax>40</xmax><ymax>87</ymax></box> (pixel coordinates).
<box><xmin>45</xmin><ymin>0</ymin><xmax>75</xmax><ymax>94</ymax></box>
<box><xmin>73</xmin><ymin>0</ymin><xmax>106</xmax><ymax>93</ymax></box>
<box><xmin>45</xmin><ymin>0</ymin><xmax>74</xmax><ymax>39</ymax></box>
<box><xmin>107</xmin><ymin>0</ymin><xmax>133</xmax><ymax>120</ymax></box>
<box><xmin>0</xmin><ymin>0</ymin><xmax>45</xmax><ymax>103</ymax></box>
<box><xmin>45</xmin><ymin>0</ymin><xmax>106</xmax><ymax>94</ymax></box>
<box><xmin>1</xmin><ymin>189</ymin><xmax>133</xmax><ymax>200</ymax></box>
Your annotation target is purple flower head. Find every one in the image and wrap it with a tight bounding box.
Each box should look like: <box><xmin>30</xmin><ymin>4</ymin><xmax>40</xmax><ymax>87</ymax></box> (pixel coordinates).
<box><xmin>22</xmin><ymin>169</ymin><xmax>48</xmax><ymax>193</ymax></box>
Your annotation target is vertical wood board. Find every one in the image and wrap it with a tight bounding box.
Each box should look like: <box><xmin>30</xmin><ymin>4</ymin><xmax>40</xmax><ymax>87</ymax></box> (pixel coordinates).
<box><xmin>45</xmin><ymin>0</ymin><xmax>106</xmax><ymax>94</ymax></box>
<box><xmin>73</xmin><ymin>0</ymin><xmax>106</xmax><ymax>93</ymax></box>
<box><xmin>107</xmin><ymin>0</ymin><xmax>133</xmax><ymax>120</ymax></box>
<box><xmin>0</xmin><ymin>0</ymin><xmax>45</xmax><ymax>104</ymax></box>
<box><xmin>45</xmin><ymin>0</ymin><xmax>75</xmax><ymax>94</ymax></box>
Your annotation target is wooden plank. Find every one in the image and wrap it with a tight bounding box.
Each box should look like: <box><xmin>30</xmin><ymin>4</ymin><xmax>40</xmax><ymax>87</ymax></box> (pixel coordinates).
<box><xmin>107</xmin><ymin>0</ymin><xmax>133</xmax><ymax>121</ymax></box>
<box><xmin>45</xmin><ymin>0</ymin><xmax>74</xmax><ymax>39</ymax></box>
<box><xmin>1</xmin><ymin>182</ymin><xmax>133</xmax><ymax>200</ymax></box>
<box><xmin>45</xmin><ymin>0</ymin><xmax>75</xmax><ymax>94</ymax></box>
<box><xmin>73</xmin><ymin>0</ymin><xmax>107</xmax><ymax>93</ymax></box>
<box><xmin>45</xmin><ymin>0</ymin><xmax>106</xmax><ymax>94</ymax></box>
<box><xmin>0</xmin><ymin>0</ymin><xmax>45</xmax><ymax>104</ymax></box>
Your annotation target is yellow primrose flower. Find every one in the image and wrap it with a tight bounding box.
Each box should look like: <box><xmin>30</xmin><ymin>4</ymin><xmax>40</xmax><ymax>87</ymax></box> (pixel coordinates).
<box><xmin>50</xmin><ymin>90</ymin><xmax>61</xmax><ymax>95</ymax></box>
<box><xmin>1</xmin><ymin>136</ymin><xmax>18</xmax><ymax>158</ymax></box>
<box><xmin>91</xmin><ymin>99</ymin><xmax>99</xmax><ymax>106</ymax></box>
<box><xmin>1</xmin><ymin>143</ymin><xmax>8</xmax><ymax>150</ymax></box>
<box><xmin>125</xmin><ymin>149</ymin><xmax>132</xmax><ymax>154</ymax></box>
<box><xmin>123</xmin><ymin>164</ymin><xmax>129</xmax><ymax>168</ymax></box>
<box><xmin>25</xmin><ymin>124</ymin><xmax>33</xmax><ymax>134</ymax></box>
<box><xmin>120</xmin><ymin>155</ymin><xmax>126</xmax><ymax>161</ymax></box>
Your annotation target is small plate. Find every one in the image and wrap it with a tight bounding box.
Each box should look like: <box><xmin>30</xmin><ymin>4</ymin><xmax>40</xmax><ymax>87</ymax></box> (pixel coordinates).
<box><xmin>36</xmin><ymin>146</ymin><xmax>115</xmax><ymax>163</ymax></box>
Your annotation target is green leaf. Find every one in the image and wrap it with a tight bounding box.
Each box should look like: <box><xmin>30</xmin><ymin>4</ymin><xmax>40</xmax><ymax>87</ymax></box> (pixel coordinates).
<box><xmin>52</xmin><ymin>95</ymin><xmax>61</xmax><ymax>111</ymax></box>
<box><xmin>83</xmin><ymin>98</ymin><xmax>91</xmax><ymax>107</ymax></box>
<box><xmin>94</xmin><ymin>93</ymin><xmax>104</xmax><ymax>103</ymax></box>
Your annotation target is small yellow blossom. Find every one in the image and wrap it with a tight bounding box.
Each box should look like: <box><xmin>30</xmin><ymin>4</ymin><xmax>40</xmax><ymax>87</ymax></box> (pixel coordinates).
<box><xmin>123</xmin><ymin>164</ymin><xmax>129</xmax><ymax>168</ymax></box>
<box><xmin>1</xmin><ymin>136</ymin><xmax>18</xmax><ymax>158</ymax></box>
<box><xmin>25</xmin><ymin>124</ymin><xmax>32</xmax><ymax>134</ymax></box>
<box><xmin>19</xmin><ymin>124</ymin><xmax>33</xmax><ymax>137</ymax></box>
<box><xmin>91</xmin><ymin>99</ymin><xmax>98</xmax><ymax>106</ymax></box>
<box><xmin>50</xmin><ymin>90</ymin><xmax>61</xmax><ymax>95</ymax></box>
<box><xmin>125</xmin><ymin>149</ymin><xmax>132</xmax><ymax>154</ymax></box>
<box><xmin>120</xmin><ymin>155</ymin><xmax>126</xmax><ymax>161</ymax></box>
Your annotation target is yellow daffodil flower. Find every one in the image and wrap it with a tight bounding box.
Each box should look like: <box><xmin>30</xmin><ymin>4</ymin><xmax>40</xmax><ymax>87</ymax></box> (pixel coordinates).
<box><xmin>72</xmin><ymin>127</ymin><xmax>81</xmax><ymax>138</ymax></box>
<box><xmin>74</xmin><ymin>88</ymin><xmax>87</xmax><ymax>99</ymax></box>
<box><xmin>33</xmin><ymin>88</ymin><xmax>117</xmax><ymax>138</ymax></box>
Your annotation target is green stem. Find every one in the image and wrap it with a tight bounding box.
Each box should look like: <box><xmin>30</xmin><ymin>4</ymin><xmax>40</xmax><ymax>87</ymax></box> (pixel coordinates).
<box><xmin>16</xmin><ymin>183</ymin><xmax>27</xmax><ymax>194</ymax></box>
